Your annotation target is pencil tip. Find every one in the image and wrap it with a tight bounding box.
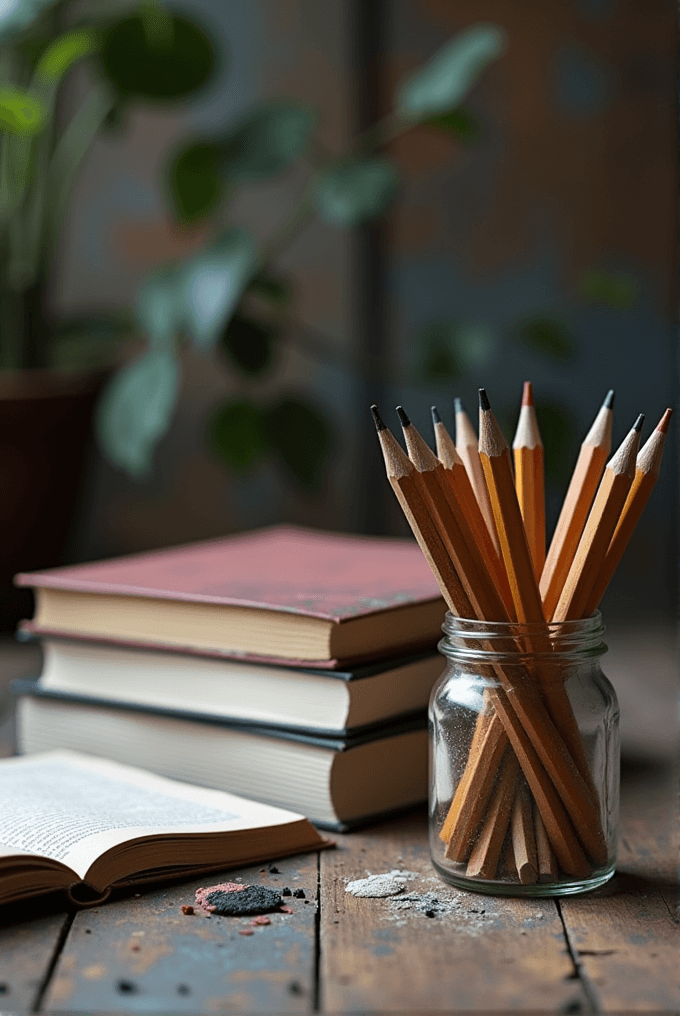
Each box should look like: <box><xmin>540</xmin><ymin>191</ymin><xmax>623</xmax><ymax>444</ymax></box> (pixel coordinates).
<box><xmin>604</xmin><ymin>389</ymin><xmax>615</xmax><ymax>410</ymax></box>
<box><xmin>522</xmin><ymin>381</ymin><xmax>533</xmax><ymax>407</ymax></box>
<box><xmin>431</xmin><ymin>405</ymin><xmax>441</xmax><ymax>425</ymax></box>
<box><xmin>633</xmin><ymin>413</ymin><xmax>645</xmax><ymax>433</ymax></box>
<box><xmin>396</xmin><ymin>406</ymin><xmax>411</xmax><ymax>428</ymax></box>
<box><xmin>454</xmin><ymin>397</ymin><xmax>464</xmax><ymax>415</ymax></box>
<box><xmin>657</xmin><ymin>408</ymin><xmax>673</xmax><ymax>435</ymax></box>
<box><xmin>478</xmin><ymin>388</ymin><xmax>491</xmax><ymax>412</ymax></box>
<box><xmin>370</xmin><ymin>405</ymin><xmax>386</xmax><ymax>432</ymax></box>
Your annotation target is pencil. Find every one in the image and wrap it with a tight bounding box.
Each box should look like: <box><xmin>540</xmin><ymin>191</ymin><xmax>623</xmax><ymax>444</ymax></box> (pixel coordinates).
<box><xmin>551</xmin><ymin>414</ymin><xmax>644</xmax><ymax>624</ymax></box>
<box><xmin>478</xmin><ymin>388</ymin><xmax>603</xmax><ymax>812</ymax></box>
<box><xmin>454</xmin><ymin>397</ymin><xmax>500</xmax><ymax>554</ymax></box>
<box><xmin>534</xmin><ymin>802</ymin><xmax>559</xmax><ymax>881</ymax></box>
<box><xmin>513</xmin><ymin>382</ymin><xmax>545</xmax><ymax>582</ymax></box>
<box><xmin>583</xmin><ymin>408</ymin><xmax>672</xmax><ymax>615</ymax></box>
<box><xmin>431</xmin><ymin>406</ymin><xmax>514</xmax><ymax>617</ymax></box>
<box><xmin>510</xmin><ymin>778</ymin><xmax>538</xmax><ymax>884</ymax></box>
<box><xmin>478</xmin><ymin>389</ymin><xmax>546</xmax><ymax>626</ymax></box>
<box><xmin>397</xmin><ymin>407</ymin><xmax>510</xmax><ymax>624</ymax></box>
<box><xmin>540</xmin><ymin>391</ymin><xmax>614</xmax><ymax>619</ymax></box>
<box><xmin>375</xmin><ymin>406</ymin><xmax>605</xmax><ymax>872</ymax></box>
<box><xmin>370</xmin><ymin>406</ymin><xmax>465</xmax><ymax>615</ymax></box>
<box><xmin>465</xmin><ymin>749</ymin><xmax>519</xmax><ymax>879</ymax></box>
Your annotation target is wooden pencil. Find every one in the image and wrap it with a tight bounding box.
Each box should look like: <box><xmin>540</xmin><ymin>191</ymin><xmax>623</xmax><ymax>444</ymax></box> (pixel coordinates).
<box><xmin>465</xmin><ymin>749</ymin><xmax>519</xmax><ymax>879</ymax></box>
<box><xmin>510</xmin><ymin>778</ymin><xmax>538</xmax><ymax>884</ymax></box>
<box><xmin>513</xmin><ymin>382</ymin><xmax>545</xmax><ymax>582</ymax></box>
<box><xmin>431</xmin><ymin>406</ymin><xmax>514</xmax><ymax>617</ymax></box>
<box><xmin>583</xmin><ymin>408</ymin><xmax>672</xmax><ymax>615</ymax></box>
<box><xmin>478</xmin><ymin>389</ymin><xmax>546</xmax><ymax>626</ymax></box>
<box><xmin>534</xmin><ymin>802</ymin><xmax>559</xmax><ymax>881</ymax></box>
<box><xmin>478</xmin><ymin>388</ymin><xmax>603</xmax><ymax>812</ymax></box>
<box><xmin>370</xmin><ymin>406</ymin><xmax>465</xmax><ymax>615</ymax></box>
<box><xmin>374</xmin><ymin>406</ymin><xmax>606</xmax><ymax>873</ymax></box>
<box><xmin>454</xmin><ymin>397</ymin><xmax>500</xmax><ymax>554</ymax></box>
<box><xmin>397</xmin><ymin>407</ymin><xmax>510</xmax><ymax>624</ymax></box>
<box><xmin>540</xmin><ymin>391</ymin><xmax>614</xmax><ymax>619</ymax></box>
<box><xmin>551</xmin><ymin>415</ymin><xmax>644</xmax><ymax>624</ymax></box>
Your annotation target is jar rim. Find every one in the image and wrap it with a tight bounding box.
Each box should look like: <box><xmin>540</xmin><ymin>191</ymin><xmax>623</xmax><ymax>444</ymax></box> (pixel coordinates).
<box><xmin>439</xmin><ymin>610</ymin><xmax>607</xmax><ymax>662</ymax></box>
<box><xmin>441</xmin><ymin>610</ymin><xmax>604</xmax><ymax>636</ymax></box>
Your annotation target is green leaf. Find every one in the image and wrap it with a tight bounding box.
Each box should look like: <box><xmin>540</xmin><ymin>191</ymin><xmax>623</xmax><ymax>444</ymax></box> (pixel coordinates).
<box><xmin>169</xmin><ymin>141</ymin><xmax>224</xmax><ymax>223</ymax></box>
<box><xmin>222</xmin><ymin>102</ymin><xmax>316</xmax><ymax>179</ymax></box>
<box><xmin>220</xmin><ymin>314</ymin><xmax>274</xmax><ymax>376</ymax></box>
<box><xmin>518</xmin><ymin>317</ymin><xmax>576</xmax><ymax>360</ymax></box>
<box><xmin>137</xmin><ymin>267</ymin><xmax>181</xmax><ymax>349</ymax></box>
<box><xmin>314</xmin><ymin>158</ymin><xmax>398</xmax><ymax>226</ymax></box>
<box><xmin>96</xmin><ymin>349</ymin><xmax>181</xmax><ymax>477</ymax></box>
<box><xmin>534</xmin><ymin>400</ymin><xmax>576</xmax><ymax>486</ymax></box>
<box><xmin>397</xmin><ymin>24</ymin><xmax>506</xmax><ymax>118</ymax></box>
<box><xmin>262</xmin><ymin>395</ymin><xmax>333</xmax><ymax>489</ymax></box>
<box><xmin>427</xmin><ymin>106</ymin><xmax>482</xmax><ymax>144</ymax></box>
<box><xmin>579</xmin><ymin>270</ymin><xmax>639</xmax><ymax>309</ymax></box>
<box><xmin>179</xmin><ymin>228</ymin><xmax>257</xmax><ymax>348</ymax></box>
<box><xmin>35</xmin><ymin>29</ymin><xmax>98</xmax><ymax>82</ymax></box>
<box><xmin>0</xmin><ymin>87</ymin><xmax>46</xmax><ymax>134</ymax></box>
<box><xmin>247</xmin><ymin>272</ymin><xmax>292</xmax><ymax>305</ymax></box>
<box><xmin>101</xmin><ymin>14</ymin><xmax>215</xmax><ymax>102</ymax></box>
<box><xmin>417</xmin><ymin>319</ymin><xmax>496</xmax><ymax>382</ymax></box>
<box><xmin>418</xmin><ymin>321</ymin><xmax>462</xmax><ymax>382</ymax></box>
<box><xmin>209</xmin><ymin>399</ymin><xmax>266</xmax><ymax>472</ymax></box>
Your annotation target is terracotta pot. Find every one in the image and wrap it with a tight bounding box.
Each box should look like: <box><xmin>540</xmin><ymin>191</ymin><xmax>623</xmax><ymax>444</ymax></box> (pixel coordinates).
<box><xmin>0</xmin><ymin>369</ymin><xmax>104</xmax><ymax>631</ymax></box>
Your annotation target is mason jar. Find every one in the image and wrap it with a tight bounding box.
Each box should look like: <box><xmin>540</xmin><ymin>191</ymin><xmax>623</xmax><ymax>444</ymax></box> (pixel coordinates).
<box><xmin>429</xmin><ymin>611</ymin><xmax>619</xmax><ymax>897</ymax></box>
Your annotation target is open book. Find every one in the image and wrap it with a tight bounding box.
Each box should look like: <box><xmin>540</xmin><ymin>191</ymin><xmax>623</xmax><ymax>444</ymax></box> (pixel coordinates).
<box><xmin>0</xmin><ymin>751</ymin><xmax>328</xmax><ymax>908</ymax></box>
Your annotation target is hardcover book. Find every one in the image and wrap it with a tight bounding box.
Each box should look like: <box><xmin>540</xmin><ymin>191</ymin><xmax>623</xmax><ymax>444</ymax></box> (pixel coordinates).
<box><xmin>16</xmin><ymin>526</ymin><xmax>445</xmax><ymax>666</ymax></box>
<box><xmin>32</xmin><ymin>637</ymin><xmax>442</xmax><ymax>735</ymax></box>
<box><xmin>17</xmin><ymin>687</ymin><xmax>428</xmax><ymax>830</ymax></box>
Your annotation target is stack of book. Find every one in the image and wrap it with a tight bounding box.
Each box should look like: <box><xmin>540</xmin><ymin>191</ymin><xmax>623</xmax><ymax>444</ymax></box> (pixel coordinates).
<box><xmin>14</xmin><ymin>525</ymin><xmax>446</xmax><ymax>830</ymax></box>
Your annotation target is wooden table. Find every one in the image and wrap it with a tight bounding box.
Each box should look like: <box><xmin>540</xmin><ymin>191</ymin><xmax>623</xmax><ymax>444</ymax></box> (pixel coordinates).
<box><xmin>0</xmin><ymin>632</ymin><xmax>677</xmax><ymax>1013</ymax></box>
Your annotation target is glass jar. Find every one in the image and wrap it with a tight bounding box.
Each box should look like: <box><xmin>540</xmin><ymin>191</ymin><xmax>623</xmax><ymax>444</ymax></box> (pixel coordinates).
<box><xmin>429</xmin><ymin>611</ymin><xmax>619</xmax><ymax>897</ymax></box>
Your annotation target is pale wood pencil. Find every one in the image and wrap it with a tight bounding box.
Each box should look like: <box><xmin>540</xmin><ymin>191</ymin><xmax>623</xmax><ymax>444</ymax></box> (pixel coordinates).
<box><xmin>540</xmin><ymin>391</ymin><xmax>614</xmax><ymax>619</ymax></box>
<box><xmin>432</xmin><ymin>406</ymin><xmax>514</xmax><ymax>617</ymax></box>
<box><xmin>583</xmin><ymin>408</ymin><xmax>672</xmax><ymax>615</ymax></box>
<box><xmin>478</xmin><ymin>388</ymin><xmax>604</xmax><ymax>832</ymax></box>
<box><xmin>510</xmin><ymin>778</ymin><xmax>538</xmax><ymax>884</ymax></box>
<box><xmin>534</xmin><ymin>802</ymin><xmax>559</xmax><ymax>881</ymax></box>
<box><xmin>465</xmin><ymin>749</ymin><xmax>520</xmax><ymax>879</ymax></box>
<box><xmin>454</xmin><ymin>397</ymin><xmax>500</xmax><ymax>554</ymax></box>
<box><xmin>513</xmin><ymin>382</ymin><xmax>545</xmax><ymax>582</ymax></box>
<box><xmin>551</xmin><ymin>415</ymin><xmax>644</xmax><ymax>623</ymax></box>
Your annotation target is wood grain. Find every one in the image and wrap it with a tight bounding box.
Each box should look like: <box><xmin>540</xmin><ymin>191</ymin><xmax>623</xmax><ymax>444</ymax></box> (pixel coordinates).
<box><xmin>42</xmin><ymin>855</ymin><xmax>318</xmax><ymax>1013</ymax></box>
<box><xmin>0</xmin><ymin>904</ymin><xmax>69</xmax><ymax>1012</ymax></box>
<box><xmin>319</xmin><ymin>809</ymin><xmax>588</xmax><ymax>1013</ymax></box>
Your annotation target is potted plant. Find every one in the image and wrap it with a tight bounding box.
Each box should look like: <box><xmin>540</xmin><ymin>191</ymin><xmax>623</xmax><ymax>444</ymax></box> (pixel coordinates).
<box><xmin>0</xmin><ymin>0</ymin><xmax>216</xmax><ymax>623</ymax></box>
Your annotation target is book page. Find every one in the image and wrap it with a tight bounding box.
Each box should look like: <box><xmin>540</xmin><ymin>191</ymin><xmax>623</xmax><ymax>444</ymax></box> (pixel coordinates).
<box><xmin>0</xmin><ymin>752</ymin><xmax>307</xmax><ymax>882</ymax></box>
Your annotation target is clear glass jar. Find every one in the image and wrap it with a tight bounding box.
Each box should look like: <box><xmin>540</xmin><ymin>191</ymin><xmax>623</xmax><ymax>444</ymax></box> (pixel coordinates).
<box><xmin>429</xmin><ymin>611</ymin><xmax>619</xmax><ymax>897</ymax></box>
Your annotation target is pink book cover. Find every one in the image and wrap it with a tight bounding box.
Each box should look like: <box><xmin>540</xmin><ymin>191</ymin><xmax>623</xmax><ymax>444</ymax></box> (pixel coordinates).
<box><xmin>15</xmin><ymin>525</ymin><xmax>442</xmax><ymax>622</ymax></box>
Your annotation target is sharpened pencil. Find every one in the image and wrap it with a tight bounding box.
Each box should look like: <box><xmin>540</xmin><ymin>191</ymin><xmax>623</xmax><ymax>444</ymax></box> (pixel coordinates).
<box><xmin>513</xmin><ymin>382</ymin><xmax>545</xmax><ymax>582</ymax></box>
<box><xmin>584</xmin><ymin>408</ymin><xmax>672</xmax><ymax>615</ymax></box>
<box><xmin>551</xmin><ymin>415</ymin><xmax>644</xmax><ymax>624</ymax></box>
<box><xmin>540</xmin><ymin>391</ymin><xmax>614</xmax><ymax>619</ymax></box>
<box><xmin>454</xmin><ymin>398</ymin><xmax>500</xmax><ymax>554</ymax></box>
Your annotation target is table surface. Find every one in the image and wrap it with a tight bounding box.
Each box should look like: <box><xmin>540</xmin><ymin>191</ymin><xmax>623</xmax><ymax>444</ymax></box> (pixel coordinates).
<box><xmin>0</xmin><ymin>628</ymin><xmax>677</xmax><ymax>1014</ymax></box>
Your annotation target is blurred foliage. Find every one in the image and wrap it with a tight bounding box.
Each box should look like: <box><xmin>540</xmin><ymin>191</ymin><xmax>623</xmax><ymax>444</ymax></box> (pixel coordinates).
<box><xmin>418</xmin><ymin>320</ymin><xmax>496</xmax><ymax>382</ymax></box>
<box><xmin>517</xmin><ymin>317</ymin><xmax>576</xmax><ymax>360</ymax></box>
<box><xmin>0</xmin><ymin>3</ymin><xmax>507</xmax><ymax>491</ymax></box>
<box><xmin>579</xmin><ymin>269</ymin><xmax>640</xmax><ymax>309</ymax></box>
<box><xmin>427</xmin><ymin>106</ymin><xmax>483</xmax><ymax>144</ymax></box>
<box><xmin>534</xmin><ymin>400</ymin><xmax>576</xmax><ymax>487</ymax></box>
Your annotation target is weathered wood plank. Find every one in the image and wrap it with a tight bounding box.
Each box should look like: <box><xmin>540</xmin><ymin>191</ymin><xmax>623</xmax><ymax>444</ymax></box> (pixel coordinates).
<box><xmin>559</xmin><ymin>758</ymin><xmax>679</xmax><ymax>1012</ymax></box>
<box><xmin>42</xmin><ymin>854</ymin><xmax>318</xmax><ymax>1013</ymax></box>
<box><xmin>0</xmin><ymin>898</ymin><xmax>69</xmax><ymax>1013</ymax></box>
<box><xmin>320</xmin><ymin>807</ymin><xmax>587</xmax><ymax>1012</ymax></box>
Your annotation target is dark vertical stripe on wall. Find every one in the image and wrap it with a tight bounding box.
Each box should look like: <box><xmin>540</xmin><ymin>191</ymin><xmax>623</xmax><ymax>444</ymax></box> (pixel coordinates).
<box><xmin>349</xmin><ymin>0</ymin><xmax>389</xmax><ymax>534</ymax></box>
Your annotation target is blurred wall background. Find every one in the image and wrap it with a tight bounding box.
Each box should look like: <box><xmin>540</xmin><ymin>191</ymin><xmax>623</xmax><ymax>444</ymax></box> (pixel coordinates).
<box><xmin>51</xmin><ymin>0</ymin><xmax>676</xmax><ymax>621</ymax></box>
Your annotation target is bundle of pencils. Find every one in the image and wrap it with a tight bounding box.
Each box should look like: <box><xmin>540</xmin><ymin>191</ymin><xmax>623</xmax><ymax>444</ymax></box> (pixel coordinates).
<box><xmin>372</xmin><ymin>386</ymin><xmax>671</xmax><ymax>885</ymax></box>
